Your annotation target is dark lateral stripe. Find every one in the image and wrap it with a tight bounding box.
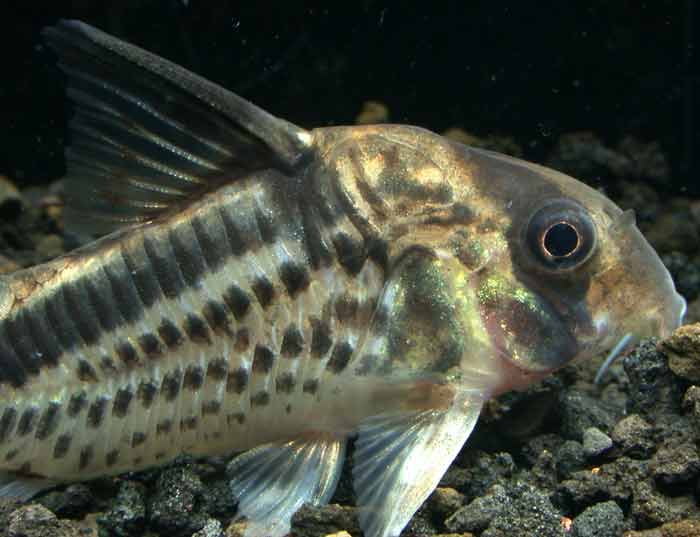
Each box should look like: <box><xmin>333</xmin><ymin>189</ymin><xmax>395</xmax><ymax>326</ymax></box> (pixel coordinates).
<box><xmin>191</xmin><ymin>215</ymin><xmax>227</xmax><ymax>271</ymax></box>
<box><xmin>254</xmin><ymin>206</ymin><xmax>277</xmax><ymax>244</ymax></box>
<box><xmin>143</xmin><ymin>235</ymin><xmax>186</xmax><ymax>299</ymax></box>
<box><xmin>103</xmin><ymin>257</ymin><xmax>144</xmax><ymax>324</ymax></box>
<box><xmin>169</xmin><ymin>224</ymin><xmax>207</xmax><ymax>287</ymax></box>
<box><xmin>0</xmin><ymin>339</ymin><xmax>27</xmax><ymax>387</ymax></box>
<box><xmin>121</xmin><ymin>244</ymin><xmax>161</xmax><ymax>308</ymax></box>
<box><xmin>0</xmin><ymin>407</ymin><xmax>17</xmax><ymax>443</ymax></box>
<box><xmin>62</xmin><ymin>281</ymin><xmax>101</xmax><ymax>346</ymax></box>
<box><xmin>84</xmin><ymin>274</ymin><xmax>121</xmax><ymax>333</ymax></box>
<box><xmin>333</xmin><ymin>232</ymin><xmax>367</xmax><ymax>275</ymax></box>
<box><xmin>22</xmin><ymin>309</ymin><xmax>61</xmax><ymax>367</ymax></box>
<box><xmin>2</xmin><ymin>314</ymin><xmax>41</xmax><ymax>376</ymax></box>
<box><xmin>43</xmin><ymin>291</ymin><xmax>81</xmax><ymax>351</ymax></box>
<box><xmin>301</xmin><ymin>205</ymin><xmax>334</xmax><ymax>269</ymax></box>
<box><xmin>35</xmin><ymin>401</ymin><xmax>61</xmax><ymax>440</ymax></box>
<box><xmin>218</xmin><ymin>206</ymin><xmax>248</xmax><ymax>256</ymax></box>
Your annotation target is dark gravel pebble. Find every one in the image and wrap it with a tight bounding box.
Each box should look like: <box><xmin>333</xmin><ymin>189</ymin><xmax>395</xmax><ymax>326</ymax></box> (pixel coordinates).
<box><xmin>558</xmin><ymin>390</ymin><xmax>616</xmax><ymax>441</ymax></box>
<box><xmin>290</xmin><ymin>504</ymin><xmax>361</xmax><ymax>537</ymax></box>
<box><xmin>624</xmin><ymin>339</ymin><xmax>683</xmax><ymax>417</ymax></box>
<box><xmin>650</xmin><ymin>443</ymin><xmax>700</xmax><ymax>487</ymax></box>
<box><xmin>147</xmin><ymin>467</ymin><xmax>208</xmax><ymax>537</ymax></box>
<box><xmin>610</xmin><ymin>415</ymin><xmax>655</xmax><ymax>459</ymax></box>
<box><xmin>570</xmin><ymin>500</ymin><xmax>624</xmax><ymax>537</ymax></box>
<box><xmin>439</xmin><ymin>451</ymin><xmax>515</xmax><ymax>500</ymax></box>
<box><xmin>35</xmin><ymin>484</ymin><xmax>92</xmax><ymax>519</ymax></box>
<box><xmin>4</xmin><ymin>504</ymin><xmax>80</xmax><ymax>537</ymax></box>
<box><xmin>97</xmin><ymin>480</ymin><xmax>147</xmax><ymax>537</ymax></box>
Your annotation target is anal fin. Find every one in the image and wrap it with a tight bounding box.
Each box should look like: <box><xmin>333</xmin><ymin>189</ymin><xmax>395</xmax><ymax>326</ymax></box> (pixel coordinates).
<box><xmin>0</xmin><ymin>472</ymin><xmax>58</xmax><ymax>501</ymax></box>
<box><xmin>353</xmin><ymin>390</ymin><xmax>484</xmax><ymax>537</ymax></box>
<box><xmin>227</xmin><ymin>433</ymin><xmax>346</xmax><ymax>537</ymax></box>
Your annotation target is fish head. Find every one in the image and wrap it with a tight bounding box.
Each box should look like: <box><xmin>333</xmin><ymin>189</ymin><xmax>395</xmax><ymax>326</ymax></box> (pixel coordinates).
<box><xmin>311</xmin><ymin>125</ymin><xmax>686</xmax><ymax>395</ymax></box>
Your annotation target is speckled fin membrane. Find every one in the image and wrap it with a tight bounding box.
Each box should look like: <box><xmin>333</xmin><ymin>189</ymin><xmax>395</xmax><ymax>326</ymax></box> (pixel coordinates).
<box><xmin>228</xmin><ymin>434</ymin><xmax>346</xmax><ymax>537</ymax></box>
<box><xmin>41</xmin><ymin>20</ymin><xmax>310</xmax><ymax>237</ymax></box>
<box><xmin>353</xmin><ymin>391</ymin><xmax>484</xmax><ymax>537</ymax></box>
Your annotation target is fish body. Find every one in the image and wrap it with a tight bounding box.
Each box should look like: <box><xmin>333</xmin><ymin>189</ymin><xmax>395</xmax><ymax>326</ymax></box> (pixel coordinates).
<box><xmin>0</xmin><ymin>20</ymin><xmax>686</xmax><ymax>537</ymax></box>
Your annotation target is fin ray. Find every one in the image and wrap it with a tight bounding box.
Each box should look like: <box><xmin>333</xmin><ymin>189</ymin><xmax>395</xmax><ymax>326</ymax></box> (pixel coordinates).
<box><xmin>353</xmin><ymin>391</ymin><xmax>484</xmax><ymax>537</ymax></box>
<box><xmin>42</xmin><ymin>20</ymin><xmax>311</xmax><ymax>237</ymax></box>
<box><xmin>227</xmin><ymin>434</ymin><xmax>346</xmax><ymax>537</ymax></box>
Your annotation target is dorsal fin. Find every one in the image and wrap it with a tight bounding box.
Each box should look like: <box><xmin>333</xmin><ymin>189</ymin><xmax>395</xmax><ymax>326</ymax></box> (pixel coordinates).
<box><xmin>42</xmin><ymin>20</ymin><xmax>312</xmax><ymax>237</ymax></box>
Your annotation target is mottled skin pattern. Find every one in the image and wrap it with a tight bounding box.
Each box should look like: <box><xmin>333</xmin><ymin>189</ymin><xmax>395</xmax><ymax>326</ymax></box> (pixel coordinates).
<box><xmin>0</xmin><ymin>123</ymin><xmax>684</xmax><ymax>483</ymax></box>
<box><xmin>0</xmin><ymin>19</ymin><xmax>687</xmax><ymax>537</ymax></box>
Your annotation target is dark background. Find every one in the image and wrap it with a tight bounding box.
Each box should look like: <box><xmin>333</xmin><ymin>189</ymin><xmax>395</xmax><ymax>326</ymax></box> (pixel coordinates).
<box><xmin>0</xmin><ymin>1</ymin><xmax>696</xmax><ymax>194</ymax></box>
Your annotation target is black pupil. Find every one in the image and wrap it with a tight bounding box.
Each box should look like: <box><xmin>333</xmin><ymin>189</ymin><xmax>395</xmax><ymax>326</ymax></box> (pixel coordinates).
<box><xmin>543</xmin><ymin>222</ymin><xmax>579</xmax><ymax>257</ymax></box>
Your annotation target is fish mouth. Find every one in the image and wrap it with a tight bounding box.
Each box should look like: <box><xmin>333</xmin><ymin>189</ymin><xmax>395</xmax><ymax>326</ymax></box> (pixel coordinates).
<box><xmin>591</xmin><ymin>290</ymin><xmax>686</xmax><ymax>384</ymax></box>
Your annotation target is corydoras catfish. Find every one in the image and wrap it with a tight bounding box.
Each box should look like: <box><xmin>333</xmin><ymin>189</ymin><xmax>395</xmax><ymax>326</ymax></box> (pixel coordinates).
<box><xmin>0</xmin><ymin>20</ymin><xmax>686</xmax><ymax>537</ymax></box>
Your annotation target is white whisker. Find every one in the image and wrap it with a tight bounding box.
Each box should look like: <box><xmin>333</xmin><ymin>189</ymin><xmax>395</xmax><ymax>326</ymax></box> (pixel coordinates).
<box><xmin>594</xmin><ymin>332</ymin><xmax>634</xmax><ymax>385</ymax></box>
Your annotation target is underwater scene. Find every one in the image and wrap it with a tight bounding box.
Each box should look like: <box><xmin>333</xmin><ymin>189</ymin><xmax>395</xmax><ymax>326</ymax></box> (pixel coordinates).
<box><xmin>0</xmin><ymin>3</ymin><xmax>697</xmax><ymax>537</ymax></box>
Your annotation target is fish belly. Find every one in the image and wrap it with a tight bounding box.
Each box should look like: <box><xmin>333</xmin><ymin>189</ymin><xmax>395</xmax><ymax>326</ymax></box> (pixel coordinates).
<box><xmin>0</xmin><ymin>178</ymin><xmax>384</xmax><ymax>481</ymax></box>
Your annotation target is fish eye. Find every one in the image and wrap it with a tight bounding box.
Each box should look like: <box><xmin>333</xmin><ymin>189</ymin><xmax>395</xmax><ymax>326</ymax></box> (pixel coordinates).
<box><xmin>526</xmin><ymin>199</ymin><xmax>596</xmax><ymax>270</ymax></box>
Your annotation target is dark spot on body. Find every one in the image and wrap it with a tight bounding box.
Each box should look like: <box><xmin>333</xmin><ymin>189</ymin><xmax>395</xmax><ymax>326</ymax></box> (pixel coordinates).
<box><xmin>334</xmin><ymin>294</ymin><xmax>359</xmax><ymax>322</ymax></box>
<box><xmin>77</xmin><ymin>359</ymin><xmax>99</xmax><ymax>383</ymax></box>
<box><xmin>157</xmin><ymin>419</ymin><xmax>173</xmax><ymax>435</ymax></box>
<box><xmin>276</xmin><ymin>373</ymin><xmax>296</xmax><ymax>393</ymax></box>
<box><xmin>87</xmin><ymin>397</ymin><xmax>108</xmax><ymax>428</ymax></box>
<box><xmin>183</xmin><ymin>365</ymin><xmax>205</xmax><ymax>391</ymax></box>
<box><xmin>79</xmin><ymin>445</ymin><xmax>93</xmax><ymax>470</ymax></box>
<box><xmin>310</xmin><ymin>318</ymin><xmax>332</xmax><ymax>357</ymax></box>
<box><xmin>223</xmin><ymin>285</ymin><xmax>250</xmax><ymax>320</ymax></box>
<box><xmin>368</xmin><ymin>238</ymin><xmax>389</xmax><ymax>269</ymax></box>
<box><xmin>227</xmin><ymin>368</ymin><xmax>248</xmax><ymax>393</ymax></box>
<box><xmin>35</xmin><ymin>402</ymin><xmax>61</xmax><ymax>440</ymax></box>
<box><xmin>202</xmin><ymin>400</ymin><xmax>221</xmax><ymax>415</ymax></box>
<box><xmin>113</xmin><ymin>387</ymin><xmax>133</xmax><ymax>418</ymax></box>
<box><xmin>333</xmin><ymin>232</ymin><xmax>366</xmax><ymax>275</ymax></box>
<box><xmin>206</xmin><ymin>357</ymin><xmax>228</xmax><ymax>381</ymax></box>
<box><xmin>100</xmin><ymin>356</ymin><xmax>118</xmax><ymax>374</ymax></box>
<box><xmin>180</xmin><ymin>416</ymin><xmax>198</xmax><ymax>431</ymax></box>
<box><xmin>280</xmin><ymin>325</ymin><xmax>304</xmax><ymax>357</ymax></box>
<box><xmin>155</xmin><ymin>451</ymin><xmax>167</xmax><ymax>460</ymax></box>
<box><xmin>327</xmin><ymin>341</ymin><xmax>354</xmax><ymax>373</ymax></box>
<box><xmin>138</xmin><ymin>333</ymin><xmax>163</xmax><ymax>359</ymax></box>
<box><xmin>255</xmin><ymin>207</ymin><xmax>277</xmax><ymax>244</ymax></box>
<box><xmin>252</xmin><ymin>276</ymin><xmax>275</xmax><ymax>308</ymax></box>
<box><xmin>302</xmin><ymin>379</ymin><xmax>319</xmax><ymax>395</ymax></box>
<box><xmin>158</xmin><ymin>318</ymin><xmax>183</xmax><ymax>348</ymax></box>
<box><xmin>67</xmin><ymin>392</ymin><xmax>87</xmax><ymax>417</ymax></box>
<box><xmin>285</xmin><ymin>404</ymin><xmax>292</xmax><ymax>414</ymax></box>
<box><xmin>131</xmin><ymin>432</ymin><xmax>147</xmax><ymax>447</ymax></box>
<box><xmin>53</xmin><ymin>434</ymin><xmax>71</xmax><ymax>459</ymax></box>
<box><xmin>18</xmin><ymin>462</ymin><xmax>31</xmax><ymax>475</ymax></box>
<box><xmin>137</xmin><ymin>381</ymin><xmax>158</xmax><ymax>408</ymax></box>
<box><xmin>162</xmin><ymin>369</ymin><xmax>182</xmax><ymax>401</ymax></box>
<box><xmin>184</xmin><ymin>314</ymin><xmax>210</xmax><ymax>345</ymax></box>
<box><xmin>227</xmin><ymin>413</ymin><xmax>245</xmax><ymax>425</ymax></box>
<box><xmin>279</xmin><ymin>262</ymin><xmax>310</xmax><ymax>297</ymax></box>
<box><xmin>0</xmin><ymin>407</ymin><xmax>17</xmax><ymax>443</ymax></box>
<box><xmin>5</xmin><ymin>449</ymin><xmax>18</xmax><ymax>461</ymax></box>
<box><xmin>234</xmin><ymin>328</ymin><xmax>250</xmax><ymax>352</ymax></box>
<box><xmin>251</xmin><ymin>391</ymin><xmax>270</xmax><ymax>406</ymax></box>
<box><xmin>252</xmin><ymin>345</ymin><xmax>275</xmax><ymax>373</ymax></box>
<box><xmin>202</xmin><ymin>301</ymin><xmax>232</xmax><ymax>335</ymax></box>
<box><xmin>17</xmin><ymin>407</ymin><xmax>38</xmax><ymax>436</ymax></box>
<box><xmin>115</xmin><ymin>341</ymin><xmax>139</xmax><ymax>368</ymax></box>
<box><xmin>106</xmin><ymin>449</ymin><xmax>119</xmax><ymax>467</ymax></box>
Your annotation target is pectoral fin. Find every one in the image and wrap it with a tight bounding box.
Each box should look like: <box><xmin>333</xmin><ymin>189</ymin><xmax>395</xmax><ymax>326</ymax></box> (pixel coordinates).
<box><xmin>0</xmin><ymin>472</ymin><xmax>57</xmax><ymax>501</ymax></box>
<box><xmin>353</xmin><ymin>391</ymin><xmax>484</xmax><ymax>537</ymax></box>
<box><xmin>227</xmin><ymin>433</ymin><xmax>346</xmax><ymax>537</ymax></box>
